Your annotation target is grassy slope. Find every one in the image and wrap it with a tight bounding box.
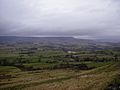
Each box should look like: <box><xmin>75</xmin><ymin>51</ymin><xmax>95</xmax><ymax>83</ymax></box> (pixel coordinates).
<box><xmin>0</xmin><ymin>62</ymin><xmax>119</xmax><ymax>90</ymax></box>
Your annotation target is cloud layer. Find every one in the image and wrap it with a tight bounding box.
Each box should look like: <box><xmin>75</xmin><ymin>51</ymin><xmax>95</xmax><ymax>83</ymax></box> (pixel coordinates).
<box><xmin>0</xmin><ymin>0</ymin><xmax>120</xmax><ymax>40</ymax></box>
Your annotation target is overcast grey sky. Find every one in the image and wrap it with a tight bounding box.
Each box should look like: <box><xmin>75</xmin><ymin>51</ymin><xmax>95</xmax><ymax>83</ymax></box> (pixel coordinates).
<box><xmin>0</xmin><ymin>0</ymin><xmax>120</xmax><ymax>40</ymax></box>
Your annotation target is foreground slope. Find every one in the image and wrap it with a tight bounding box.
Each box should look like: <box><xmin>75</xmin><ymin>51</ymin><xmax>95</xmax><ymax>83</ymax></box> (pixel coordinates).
<box><xmin>0</xmin><ymin>62</ymin><xmax>120</xmax><ymax>90</ymax></box>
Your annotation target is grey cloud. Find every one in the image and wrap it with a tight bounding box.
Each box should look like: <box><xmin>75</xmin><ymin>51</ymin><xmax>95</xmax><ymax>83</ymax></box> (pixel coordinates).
<box><xmin>0</xmin><ymin>0</ymin><xmax>120</xmax><ymax>40</ymax></box>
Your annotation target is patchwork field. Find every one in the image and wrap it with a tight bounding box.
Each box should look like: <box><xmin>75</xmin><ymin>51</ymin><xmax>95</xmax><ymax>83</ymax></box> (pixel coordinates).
<box><xmin>0</xmin><ymin>37</ymin><xmax>120</xmax><ymax>90</ymax></box>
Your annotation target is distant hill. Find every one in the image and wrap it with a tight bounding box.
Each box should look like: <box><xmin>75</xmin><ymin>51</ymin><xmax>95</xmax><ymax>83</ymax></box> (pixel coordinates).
<box><xmin>0</xmin><ymin>36</ymin><xmax>120</xmax><ymax>51</ymax></box>
<box><xmin>0</xmin><ymin>36</ymin><xmax>96</xmax><ymax>45</ymax></box>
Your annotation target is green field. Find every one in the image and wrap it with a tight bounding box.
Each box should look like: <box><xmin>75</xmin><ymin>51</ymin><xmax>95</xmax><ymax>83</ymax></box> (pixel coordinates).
<box><xmin>0</xmin><ymin>47</ymin><xmax>120</xmax><ymax>90</ymax></box>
